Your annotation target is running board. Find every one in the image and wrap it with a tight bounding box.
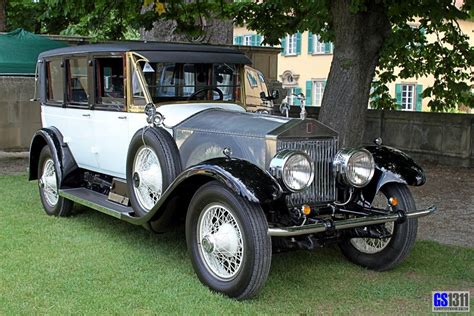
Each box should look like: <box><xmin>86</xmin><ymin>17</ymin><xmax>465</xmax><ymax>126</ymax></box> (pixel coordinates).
<box><xmin>268</xmin><ymin>205</ymin><xmax>437</xmax><ymax>237</ymax></box>
<box><xmin>59</xmin><ymin>188</ymin><xmax>135</xmax><ymax>220</ymax></box>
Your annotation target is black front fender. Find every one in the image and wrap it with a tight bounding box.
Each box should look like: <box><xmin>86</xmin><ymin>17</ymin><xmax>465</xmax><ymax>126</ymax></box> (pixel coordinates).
<box><xmin>362</xmin><ymin>145</ymin><xmax>426</xmax><ymax>204</ymax></box>
<box><xmin>123</xmin><ymin>157</ymin><xmax>283</xmax><ymax>226</ymax></box>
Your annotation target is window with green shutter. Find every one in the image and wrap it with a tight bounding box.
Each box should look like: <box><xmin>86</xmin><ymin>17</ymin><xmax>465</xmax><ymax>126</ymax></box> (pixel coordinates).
<box><xmin>312</xmin><ymin>80</ymin><xmax>326</xmax><ymax>107</ymax></box>
<box><xmin>234</xmin><ymin>36</ymin><xmax>243</xmax><ymax>45</ymax></box>
<box><xmin>397</xmin><ymin>83</ymin><xmax>418</xmax><ymax>111</ymax></box>
<box><xmin>284</xmin><ymin>34</ymin><xmax>297</xmax><ymax>56</ymax></box>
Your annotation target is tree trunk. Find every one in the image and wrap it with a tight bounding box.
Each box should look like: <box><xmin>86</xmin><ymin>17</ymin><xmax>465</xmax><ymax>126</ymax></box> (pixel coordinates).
<box><xmin>319</xmin><ymin>0</ymin><xmax>391</xmax><ymax>147</ymax></box>
<box><xmin>141</xmin><ymin>18</ymin><xmax>233</xmax><ymax>45</ymax></box>
<box><xmin>0</xmin><ymin>0</ymin><xmax>6</xmax><ymax>32</ymax></box>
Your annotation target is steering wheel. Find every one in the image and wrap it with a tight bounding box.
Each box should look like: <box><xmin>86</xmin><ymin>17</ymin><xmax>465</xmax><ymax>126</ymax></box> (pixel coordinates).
<box><xmin>187</xmin><ymin>88</ymin><xmax>224</xmax><ymax>101</ymax></box>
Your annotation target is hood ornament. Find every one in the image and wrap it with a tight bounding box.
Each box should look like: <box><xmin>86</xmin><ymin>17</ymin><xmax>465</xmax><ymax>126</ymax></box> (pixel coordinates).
<box><xmin>294</xmin><ymin>92</ymin><xmax>307</xmax><ymax>120</ymax></box>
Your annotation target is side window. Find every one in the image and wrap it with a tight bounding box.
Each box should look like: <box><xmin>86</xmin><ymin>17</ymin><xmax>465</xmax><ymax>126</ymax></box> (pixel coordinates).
<box><xmin>95</xmin><ymin>57</ymin><xmax>125</xmax><ymax>111</ymax></box>
<box><xmin>46</xmin><ymin>60</ymin><xmax>64</xmax><ymax>104</ymax></box>
<box><xmin>131</xmin><ymin>64</ymin><xmax>147</xmax><ymax>106</ymax></box>
<box><xmin>67</xmin><ymin>57</ymin><xmax>89</xmax><ymax>106</ymax></box>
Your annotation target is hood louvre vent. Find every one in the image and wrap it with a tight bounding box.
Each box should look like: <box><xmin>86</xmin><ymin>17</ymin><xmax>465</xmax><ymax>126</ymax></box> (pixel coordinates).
<box><xmin>277</xmin><ymin>138</ymin><xmax>338</xmax><ymax>206</ymax></box>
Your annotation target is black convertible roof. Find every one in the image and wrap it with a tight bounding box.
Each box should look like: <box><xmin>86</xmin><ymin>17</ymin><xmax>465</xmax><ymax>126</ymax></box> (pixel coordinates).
<box><xmin>39</xmin><ymin>42</ymin><xmax>252</xmax><ymax>64</ymax></box>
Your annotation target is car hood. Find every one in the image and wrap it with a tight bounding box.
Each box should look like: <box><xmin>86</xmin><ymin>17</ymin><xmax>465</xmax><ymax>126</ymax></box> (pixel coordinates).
<box><xmin>174</xmin><ymin>109</ymin><xmax>338</xmax><ymax>169</ymax></box>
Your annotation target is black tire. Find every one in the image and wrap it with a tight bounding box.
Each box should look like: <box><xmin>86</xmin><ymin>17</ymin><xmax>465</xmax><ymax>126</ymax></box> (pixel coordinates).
<box><xmin>126</xmin><ymin>127</ymin><xmax>181</xmax><ymax>217</ymax></box>
<box><xmin>37</xmin><ymin>146</ymin><xmax>73</xmax><ymax>217</ymax></box>
<box><xmin>186</xmin><ymin>181</ymin><xmax>271</xmax><ymax>300</ymax></box>
<box><xmin>339</xmin><ymin>183</ymin><xmax>418</xmax><ymax>271</ymax></box>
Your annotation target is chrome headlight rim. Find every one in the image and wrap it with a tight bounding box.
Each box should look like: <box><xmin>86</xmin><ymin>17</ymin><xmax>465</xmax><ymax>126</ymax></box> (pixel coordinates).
<box><xmin>269</xmin><ymin>149</ymin><xmax>314</xmax><ymax>192</ymax></box>
<box><xmin>334</xmin><ymin>148</ymin><xmax>375</xmax><ymax>188</ymax></box>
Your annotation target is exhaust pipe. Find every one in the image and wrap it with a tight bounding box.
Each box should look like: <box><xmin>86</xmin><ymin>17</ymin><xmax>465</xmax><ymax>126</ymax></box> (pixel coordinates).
<box><xmin>268</xmin><ymin>205</ymin><xmax>437</xmax><ymax>237</ymax></box>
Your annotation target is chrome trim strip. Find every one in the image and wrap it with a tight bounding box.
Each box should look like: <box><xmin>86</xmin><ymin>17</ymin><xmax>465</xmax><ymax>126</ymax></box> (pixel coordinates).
<box><xmin>267</xmin><ymin>205</ymin><xmax>437</xmax><ymax>237</ymax></box>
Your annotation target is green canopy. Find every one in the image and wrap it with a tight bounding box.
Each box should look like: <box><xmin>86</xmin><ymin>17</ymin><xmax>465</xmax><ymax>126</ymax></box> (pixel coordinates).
<box><xmin>0</xmin><ymin>28</ymin><xmax>68</xmax><ymax>75</ymax></box>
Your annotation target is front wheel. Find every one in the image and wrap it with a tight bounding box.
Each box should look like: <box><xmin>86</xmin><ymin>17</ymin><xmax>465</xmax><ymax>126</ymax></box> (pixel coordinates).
<box><xmin>37</xmin><ymin>146</ymin><xmax>73</xmax><ymax>217</ymax></box>
<box><xmin>186</xmin><ymin>181</ymin><xmax>271</xmax><ymax>300</ymax></box>
<box><xmin>339</xmin><ymin>183</ymin><xmax>418</xmax><ymax>271</ymax></box>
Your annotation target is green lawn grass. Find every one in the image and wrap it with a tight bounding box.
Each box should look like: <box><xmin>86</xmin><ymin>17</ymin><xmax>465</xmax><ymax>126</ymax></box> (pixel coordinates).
<box><xmin>0</xmin><ymin>175</ymin><xmax>472</xmax><ymax>315</ymax></box>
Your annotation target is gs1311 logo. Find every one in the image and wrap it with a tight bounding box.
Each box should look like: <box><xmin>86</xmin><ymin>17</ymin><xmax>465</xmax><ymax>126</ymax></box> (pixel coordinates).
<box><xmin>432</xmin><ymin>291</ymin><xmax>470</xmax><ymax>312</ymax></box>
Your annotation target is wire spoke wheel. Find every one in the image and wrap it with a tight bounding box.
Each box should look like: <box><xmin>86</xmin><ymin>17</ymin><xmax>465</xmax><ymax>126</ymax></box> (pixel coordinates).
<box><xmin>197</xmin><ymin>203</ymin><xmax>244</xmax><ymax>280</ymax></box>
<box><xmin>350</xmin><ymin>191</ymin><xmax>394</xmax><ymax>254</ymax></box>
<box><xmin>40</xmin><ymin>159</ymin><xmax>59</xmax><ymax>206</ymax></box>
<box><xmin>133</xmin><ymin>146</ymin><xmax>163</xmax><ymax>211</ymax></box>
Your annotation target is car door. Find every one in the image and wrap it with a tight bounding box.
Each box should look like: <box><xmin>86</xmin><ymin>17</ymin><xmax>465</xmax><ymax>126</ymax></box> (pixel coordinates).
<box><xmin>90</xmin><ymin>55</ymin><xmax>130</xmax><ymax>179</ymax></box>
<box><xmin>41</xmin><ymin>56</ymin><xmax>97</xmax><ymax>171</ymax></box>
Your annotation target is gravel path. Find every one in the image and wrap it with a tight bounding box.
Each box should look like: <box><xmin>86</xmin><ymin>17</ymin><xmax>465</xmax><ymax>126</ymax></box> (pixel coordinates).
<box><xmin>411</xmin><ymin>162</ymin><xmax>474</xmax><ymax>248</ymax></box>
<box><xmin>1</xmin><ymin>152</ymin><xmax>472</xmax><ymax>247</ymax></box>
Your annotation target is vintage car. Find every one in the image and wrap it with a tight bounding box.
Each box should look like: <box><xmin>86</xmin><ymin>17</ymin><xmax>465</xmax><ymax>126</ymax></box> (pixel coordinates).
<box><xmin>29</xmin><ymin>43</ymin><xmax>435</xmax><ymax>300</ymax></box>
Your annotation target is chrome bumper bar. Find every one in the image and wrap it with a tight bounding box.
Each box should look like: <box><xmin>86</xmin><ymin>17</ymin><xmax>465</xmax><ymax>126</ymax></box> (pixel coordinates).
<box><xmin>268</xmin><ymin>205</ymin><xmax>437</xmax><ymax>237</ymax></box>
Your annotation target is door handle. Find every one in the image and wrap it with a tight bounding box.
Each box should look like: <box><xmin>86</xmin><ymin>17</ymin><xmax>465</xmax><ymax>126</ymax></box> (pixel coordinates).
<box><xmin>118</xmin><ymin>116</ymin><xmax>127</xmax><ymax>120</ymax></box>
<box><xmin>82</xmin><ymin>114</ymin><xmax>91</xmax><ymax>117</ymax></box>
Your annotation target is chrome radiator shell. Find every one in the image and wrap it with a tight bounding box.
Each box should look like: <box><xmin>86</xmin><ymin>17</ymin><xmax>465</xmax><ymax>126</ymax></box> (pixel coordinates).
<box><xmin>277</xmin><ymin>137</ymin><xmax>338</xmax><ymax>206</ymax></box>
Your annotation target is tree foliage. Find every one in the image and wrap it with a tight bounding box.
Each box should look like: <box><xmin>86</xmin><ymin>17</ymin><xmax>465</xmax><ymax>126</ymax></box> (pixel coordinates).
<box><xmin>6</xmin><ymin>0</ymin><xmax>152</xmax><ymax>40</ymax></box>
<box><xmin>6</xmin><ymin>0</ymin><xmax>473</xmax><ymax>112</ymax></box>
<box><xmin>203</xmin><ymin>0</ymin><xmax>472</xmax><ymax>111</ymax></box>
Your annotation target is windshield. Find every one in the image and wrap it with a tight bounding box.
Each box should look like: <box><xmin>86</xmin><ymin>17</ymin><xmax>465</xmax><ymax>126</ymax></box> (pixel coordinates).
<box><xmin>139</xmin><ymin>62</ymin><xmax>241</xmax><ymax>103</ymax></box>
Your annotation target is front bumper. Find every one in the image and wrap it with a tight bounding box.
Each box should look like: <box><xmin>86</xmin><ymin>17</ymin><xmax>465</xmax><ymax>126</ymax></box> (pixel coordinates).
<box><xmin>267</xmin><ymin>205</ymin><xmax>437</xmax><ymax>237</ymax></box>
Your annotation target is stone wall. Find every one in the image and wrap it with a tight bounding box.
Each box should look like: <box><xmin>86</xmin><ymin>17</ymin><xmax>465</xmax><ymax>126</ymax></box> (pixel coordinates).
<box><xmin>285</xmin><ymin>107</ymin><xmax>474</xmax><ymax>167</ymax></box>
<box><xmin>364</xmin><ymin>110</ymin><xmax>474</xmax><ymax>167</ymax></box>
<box><xmin>0</xmin><ymin>76</ymin><xmax>40</xmax><ymax>151</ymax></box>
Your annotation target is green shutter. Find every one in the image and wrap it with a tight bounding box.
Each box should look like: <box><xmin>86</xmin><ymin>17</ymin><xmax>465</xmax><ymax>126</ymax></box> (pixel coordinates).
<box><xmin>296</xmin><ymin>32</ymin><xmax>302</xmax><ymax>55</ymax></box>
<box><xmin>324</xmin><ymin>42</ymin><xmax>332</xmax><ymax>54</ymax></box>
<box><xmin>280</xmin><ymin>37</ymin><xmax>286</xmax><ymax>55</ymax></box>
<box><xmin>306</xmin><ymin>80</ymin><xmax>312</xmax><ymax>106</ymax></box>
<box><xmin>251</xmin><ymin>34</ymin><xmax>257</xmax><ymax>46</ymax></box>
<box><xmin>256</xmin><ymin>34</ymin><xmax>262</xmax><ymax>46</ymax></box>
<box><xmin>416</xmin><ymin>84</ymin><xmax>423</xmax><ymax>111</ymax></box>
<box><xmin>234</xmin><ymin>36</ymin><xmax>243</xmax><ymax>45</ymax></box>
<box><xmin>395</xmin><ymin>83</ymin><xmax>402</xmax><ymax>106</ymax></box>
<box><xmin>308</xmin><ymin>32</ymin><xmax>313</xmax><ymax>54</ymax></box>
<box><xmin>293</xmin><ymin>87</ymin><xmax>302</xmax><ymax>106</ymax></box>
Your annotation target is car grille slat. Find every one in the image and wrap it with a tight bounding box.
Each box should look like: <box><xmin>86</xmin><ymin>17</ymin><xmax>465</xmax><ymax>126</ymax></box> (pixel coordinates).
<box><xmin>277</xmin><ymin>138</ymin><xmax>338</xmax><ymax>207</ymax></box>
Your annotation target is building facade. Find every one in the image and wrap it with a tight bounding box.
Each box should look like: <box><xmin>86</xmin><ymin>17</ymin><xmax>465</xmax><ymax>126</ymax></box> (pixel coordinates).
<box><xmin>234</xmin><ymin>20</ymin><xmax>473</xmax><ymax>112</ymax></box>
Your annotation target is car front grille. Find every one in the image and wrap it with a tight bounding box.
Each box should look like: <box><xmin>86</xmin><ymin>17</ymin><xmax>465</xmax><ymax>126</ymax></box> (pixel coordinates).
<box><xmin>277</xmin><ymin>138</ymin><xmax>338</xmax><ymax>206</ymax></box>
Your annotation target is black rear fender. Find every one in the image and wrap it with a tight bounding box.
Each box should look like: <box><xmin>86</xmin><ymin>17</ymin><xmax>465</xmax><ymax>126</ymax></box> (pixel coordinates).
<box><xmin>28</xmin><ymin>128</ymin><xmax>78</xmax><ymax>184</ymax></box>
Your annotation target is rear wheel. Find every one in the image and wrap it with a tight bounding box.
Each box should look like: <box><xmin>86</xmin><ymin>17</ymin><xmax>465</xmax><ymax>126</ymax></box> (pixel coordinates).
<box><xmin>37</xmin><ymin>146</ymin><xmax>73</xmax><ymax>217</ymax></box>
<box><xmin>339</xmin><ymin>183</ymin><xmax>418</xmax><ymax>271</ymax></box>
<box><xmin>186</xmin><ymin>181</ymin><xmax>271</xmax><ymax>300</ymax></box>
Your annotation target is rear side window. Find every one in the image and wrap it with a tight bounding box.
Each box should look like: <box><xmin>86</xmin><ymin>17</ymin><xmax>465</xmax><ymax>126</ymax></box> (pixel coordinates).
<box><xmin>95</xmin><ymin>57</ymin><xmax>125</xmax><ymax>111</ymax></box>
<box><xmin>67</xmin><ymin>58</ymin><xmax>89</xmax><ymax>105</ymax></box>
<box><xmin>46</xmin><ymin>60</ymin><xmax>64</xmax><ymax>104</ymax></box>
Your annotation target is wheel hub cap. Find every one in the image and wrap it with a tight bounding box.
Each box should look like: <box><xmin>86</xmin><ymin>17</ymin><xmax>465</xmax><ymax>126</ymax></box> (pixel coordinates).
<box><xmin>197</xmin><ymin>203</ymin><xmax>244</xmax><ymax>280</ymax></box>
<box><xmin>132</xmin><ymin>146</ymin><xmax>163</xmax><ymax>211</ymax></box>
<box><xmin>41</xmin><ymin>159</ymin><xmax>59</xmax><ymax>206</ymax></box>
<box><xmin>201</xmin><ymin>236</ymin><xmax>214</xmax><ymax>253</ymax></box>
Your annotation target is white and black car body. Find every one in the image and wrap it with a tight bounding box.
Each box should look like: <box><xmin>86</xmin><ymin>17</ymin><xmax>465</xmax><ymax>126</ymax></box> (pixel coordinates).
<box><xmin>29</xmin><ymin>43</ymin><xmax>436</xmax><ymax>300</ymax></box>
